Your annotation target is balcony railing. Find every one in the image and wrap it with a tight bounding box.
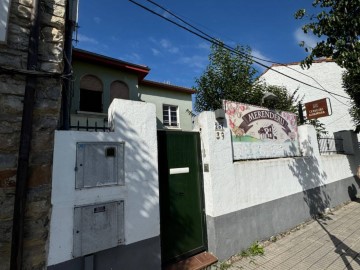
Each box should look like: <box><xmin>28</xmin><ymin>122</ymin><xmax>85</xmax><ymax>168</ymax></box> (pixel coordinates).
<box><xmin>70</xmin><ymin>118</ymin><xmax>110</xmax><ymax>132</ymax></box>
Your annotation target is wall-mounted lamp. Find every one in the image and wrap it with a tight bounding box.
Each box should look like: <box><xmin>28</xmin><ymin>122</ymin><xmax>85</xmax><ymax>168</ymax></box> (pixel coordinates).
<box><xmin>215</xmin><ymin>109</ymin><xmax>225</xmax><ymax>121</ymax></box>
<box><xmin>261</xmin><ymin>92</ymin><xmax>278</xmax><ymax>106</ymax></box>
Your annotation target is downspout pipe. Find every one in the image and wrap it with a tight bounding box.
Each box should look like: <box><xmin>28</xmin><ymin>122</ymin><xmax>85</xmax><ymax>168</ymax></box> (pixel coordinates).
<box><xmin>10</xmin><ymin>0</ymin><xmax>41</xmax><ymax>269</ymax></box>
<box><xmin>61</xmin><ymin>0</ymin><xmax>74</xmax><ymax>130</ymax></box>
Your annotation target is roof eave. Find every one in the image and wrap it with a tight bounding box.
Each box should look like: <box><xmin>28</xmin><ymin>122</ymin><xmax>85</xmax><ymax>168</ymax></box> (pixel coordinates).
<box><xmin>72</xmin><ymin>48</ymin><xmax>150</xmax><ymax>81</ymax></box>
<box><xmin>140</xmin><ymin>80</ymin><xmax>196</xmax><ymax>94</ymax></box>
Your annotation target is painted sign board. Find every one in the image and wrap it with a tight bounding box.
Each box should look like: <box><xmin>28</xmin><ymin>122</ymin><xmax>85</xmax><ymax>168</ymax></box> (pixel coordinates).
<box><xmin>223</xmin><ymin>100</ymin><xmax>300</xmax><ymax>160</ymax></box>
<box><xmin>304</xmin><ymin>98</ymin><xmax>330</xmax><ymax>120</ymax></box>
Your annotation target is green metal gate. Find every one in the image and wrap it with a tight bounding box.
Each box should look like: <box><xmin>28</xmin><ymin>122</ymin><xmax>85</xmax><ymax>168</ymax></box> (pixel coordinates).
<box><xmin>157</xmin><ymin>130</ymin><xmax>207</xmax><ymax>265</ymax></box>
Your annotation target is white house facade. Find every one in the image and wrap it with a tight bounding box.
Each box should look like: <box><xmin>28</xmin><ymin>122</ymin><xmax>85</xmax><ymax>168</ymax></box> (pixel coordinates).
<box><xmin>259</xmin><ymin>60</ymin><xmax>354</xmax><ymax>137</ymax></box>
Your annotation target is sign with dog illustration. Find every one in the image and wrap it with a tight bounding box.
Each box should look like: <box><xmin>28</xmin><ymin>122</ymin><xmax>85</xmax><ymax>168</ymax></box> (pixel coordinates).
<box><xmin>223</xmin><ymin>100</ymin><xmax>300</xmax><ymax>160</ymax></box>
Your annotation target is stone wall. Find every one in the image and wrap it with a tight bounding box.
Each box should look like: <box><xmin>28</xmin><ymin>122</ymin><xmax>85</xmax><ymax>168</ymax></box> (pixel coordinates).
<box><xmin>0</xmin><ymin>0</ymin><xmax>66</xmax><ymax>269</ymax></box>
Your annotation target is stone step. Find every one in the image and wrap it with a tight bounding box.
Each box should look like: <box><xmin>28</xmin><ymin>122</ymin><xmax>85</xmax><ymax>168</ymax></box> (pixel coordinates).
<box><xmin>164</xmin><ymin>251</ymin><xmax>218</xmax><ymax>270</ymax></box>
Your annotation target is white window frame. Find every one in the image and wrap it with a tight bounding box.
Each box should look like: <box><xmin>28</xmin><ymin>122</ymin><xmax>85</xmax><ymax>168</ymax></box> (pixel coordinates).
<box><xmin>163</xmin><ymin>104</ymin><xmax>180</xmax><ymax>128</ymax></box>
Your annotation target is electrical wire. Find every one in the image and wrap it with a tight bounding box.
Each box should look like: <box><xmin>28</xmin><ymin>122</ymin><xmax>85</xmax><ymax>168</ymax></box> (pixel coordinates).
<box><xmin>324</xmin><ymin>112</ymin><xmax>351</xmax><ymax>127</ymax></box>
<box><xmin>272</xmin><ymin>64</ymin><xmax>351</xmax><ymax>106</ymax></box>
<box><xmin>149</xmin><ymin>0</ymin><xmax>351</xmax><ymax>106</ymax></box>
<box><xmin>143</xmin><ymin>0</ymin><xmax>352</xmax><ymax>102</ymax></box>
<box><xmin>153</xmin><ymin>2</ymin><xmax>351</xmax><ymax>105</ymax></box>
<box><xmin>131</xmin><ymin>0</ymin><xmax>352</xmax><ymax>101</ymax></box>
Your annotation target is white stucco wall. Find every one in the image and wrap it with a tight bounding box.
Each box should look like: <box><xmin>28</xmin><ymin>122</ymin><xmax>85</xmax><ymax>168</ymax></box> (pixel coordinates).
<box><xmin>259</xmin><ymin>61</ymin><xmax>354</xmax><ymax>137</ymax></box>
<box><xmin>195</xmin><ymin>111</ymin><xmax>358</xmax><ymax>218</ymax></box>
<box><xmin>48</xmin><ymin>100</ymin><xmax>159</xmax><ymax>266</ymax></box>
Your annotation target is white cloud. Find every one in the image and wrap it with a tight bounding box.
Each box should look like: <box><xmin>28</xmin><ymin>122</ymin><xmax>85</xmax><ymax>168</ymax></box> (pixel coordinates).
<box><xmin>149</xmin><ymin>38</ymin><xmax>179</xmax><ymax>54</ymax></box>
<box><xmin>121</xmin><ymin>53</ymin><xmax>142</xmax><ymax>63</ymax></box>
<box><xmin>162</xmin><ymin>10</ymin><xmax>172</xmax><ymax>19</ymax></box>
<box><xmin>249</xmin><ymin>49</ymin><xmax>273</xmax><ymax>72</ymax></box>
<box><xmin>160</xmin><ymin>39</ymin><xmax>171</xmax><ymax>49</ymax></box>
<box><xmin>197</xmin><ymin>42</ymin><xmax>210</xmax><ymax>50</ymax></box>
<box><xmin>151</xmin><ymin>48</ymin><xmax>160</xmax><ymax>56</ymax></box>
<box><xmin>226</xmin><ymin>40</ymin><xmax>237</xmax><ymax>47</ymax></box>
<box><xmin>94</xmin><ymin>17</ymin><xmax>101</xmax><ymax>24</ymax></box>
<box><xmin>149</xmin><ymin>37</ymin><xmax>157</xmax><ymax>43</ymax></box>
<box><xmin>294</xmin><ymin>27</ymin><xmax>319</xmax><ymax>50</ymax></box>
<box><xmin>169</xmin><ymin>47</ymin><xmax>179</xmax><ymax>54</ymax></box>
<box><xmin>251</xmin><ymin>49</ymin><xmax>272</xmax><ymax>65</ymax></box>
<box><xmin>177</xmin><ymin>55</ymin><xmax>208</xmax><ymax>72</ymax></box>
<box><xmin>77</xmin><ymin>34</ymin><xmax>99</xmax><ymax>45</ymax></box>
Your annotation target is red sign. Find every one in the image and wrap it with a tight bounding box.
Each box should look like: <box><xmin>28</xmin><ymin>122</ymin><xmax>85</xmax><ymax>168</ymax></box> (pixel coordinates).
<box><xmin>304</xmin><ymin>98</ymin><xmax>330</xmax><ymax>120</ymax></box>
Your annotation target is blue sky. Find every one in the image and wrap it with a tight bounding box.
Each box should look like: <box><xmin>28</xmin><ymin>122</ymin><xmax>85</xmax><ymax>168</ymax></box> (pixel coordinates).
<box><xmin>75</xmin><ymin>0</ymin><xmax>320</xmax><ymax>89</ymax></box>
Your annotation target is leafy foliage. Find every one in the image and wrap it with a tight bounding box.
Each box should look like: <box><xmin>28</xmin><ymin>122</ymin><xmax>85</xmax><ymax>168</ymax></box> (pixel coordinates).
<box><xmin>194</xmin><ymin>43</ymin><xmax>298</xmax><ymax>113</ymax></box>
<box><xmin>295</xmin><ymin>0</ymin><xmax>360</xmax><ymax>70</ymax></box>
<box><xmin>295</xmin><ymin>0</ymin><xmax>360</xmax><ymax>130</ymax></box>
<box><xmin>305</xmin><ymin>119</ymin><xmax>328</xmax><ymax>138</ymax></box>
<box><xmin>256</xmin><ymin>84</ymin><xmax>299</xmax><ymax>113</ymax></box>
<box><xmin>343</xmin><ymin>69</ymin><xmax>360</xmax><ymax>131</ymax></box>
<box><xmin>194</xmin><ymin>43</ymin><xmax>256</xmax><ymax>112</ymax></box>
<box><xmin>215</xmin><ymin>261</ymin><xmax>232</xmax><ymax>270</ymax></box>
<box><xmin>240</xmin><ymin>242</ymin><xmax>265</xmax><ymax>257</ymax></box>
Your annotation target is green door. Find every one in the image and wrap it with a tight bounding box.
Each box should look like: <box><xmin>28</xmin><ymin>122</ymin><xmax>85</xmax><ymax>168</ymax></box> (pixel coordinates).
<box><xmin>158</xmin><ymin>130</ymin><xmax>207</xmax><ymax>265</ymax></box>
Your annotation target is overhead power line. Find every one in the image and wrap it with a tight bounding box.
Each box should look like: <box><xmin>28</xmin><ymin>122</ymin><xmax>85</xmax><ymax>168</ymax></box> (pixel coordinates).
<box><xmin>145</xmin><ymin>0</ymin><xmax>351</xmax><ymax>107</ymax></box>
<box><xmin>130</xmin><ymin>0</ymin><xmax>351</xmax><ymax>101</ymax></box>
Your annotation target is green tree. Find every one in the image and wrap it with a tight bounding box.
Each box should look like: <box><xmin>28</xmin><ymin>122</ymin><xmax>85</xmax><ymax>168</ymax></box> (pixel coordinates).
<box><xmin>194</xmin><ymin>43</ymin><xmax>297</xmax><ymax>113</ymax></box>
<box><xmin>254</xmin><ymin>84</ymin><xmax>298</xmax><ymax>113</ymax></box>
<box><xmin>194</xmin><ymin>43</ymin><xmax>256</xmax><ymax>112</ymax></box>
<box><xmin>295</xmin><ymin>0</ymin><xmax>360</xmax><ymax>70</ymax></box>
<box><xmin>295</xmin><ymin>0</ymin><xmax>360</xmax><ymax>130</ymax></box>
<box><xmin>343</xmin><ymin>69</ymin><xmax>360</xmax><ymax>130</ymax></box>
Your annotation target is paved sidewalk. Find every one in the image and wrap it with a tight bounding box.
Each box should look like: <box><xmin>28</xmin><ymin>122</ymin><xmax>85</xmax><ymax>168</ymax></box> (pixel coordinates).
<box><xmin>228</xmin><ymin>201</ymin><xmax>360</xmax><ymax>270</ymax></box>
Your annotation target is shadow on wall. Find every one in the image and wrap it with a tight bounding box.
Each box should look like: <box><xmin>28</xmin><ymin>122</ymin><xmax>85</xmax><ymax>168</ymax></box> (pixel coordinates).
<box><xmin>348</xmin><ymin>182</ymin><xmax>360</xmax><ymax>201</ymax></box>
<box><xmin>288</xmin><ymin>136</ymin><xmax>330</xmax><ymax>218</ymax></box>
<box><xmin>94</xmin><ymin>110</ymin><xmax>160</xmax><ymax>269</ymax></box>
<box><xmin>112</xmin><ymin>109</ymin><xmax>158</xmax><ymax>231</ymax></box>
<box><xmin>345</xmin><ymin>136</ymin><xmax>360</xmax><ymax>201</ymax></box>
<box><xmin>289</xmin><ymin>131</ymin><xmax>360</xmax><ymax>270</ymax></box>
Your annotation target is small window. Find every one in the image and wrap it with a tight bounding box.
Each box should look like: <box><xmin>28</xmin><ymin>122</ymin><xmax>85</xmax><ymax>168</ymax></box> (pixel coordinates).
<box><xmin>110</xmin><ymin>81</ymin><xmax>129</xmax><ymax>103</ymax></box>
<box><xmin>79</xmin><ymin>75</ymin><xmax>103</xmax><ymax>113</ymax></box>
<box><xmin>163</xmin><ymin>105</ymin><xmax>179</xmax><ymax>127</ymax></box>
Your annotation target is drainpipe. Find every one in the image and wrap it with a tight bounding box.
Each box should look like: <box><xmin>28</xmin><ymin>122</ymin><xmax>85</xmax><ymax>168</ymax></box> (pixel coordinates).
<box><xmin>298</xmin><ymin>103</ymin><xmax>305</xmax><ymax>125</ymax></box>
<box><xmin>61</xmin><ymin>0</ymin><xmax>74</xmax><ymax>130</ymax></box>
<box><xmin>10</xmin><ymin>0</ymin><xmax>41</xmax><ymax>269</ymax></box>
